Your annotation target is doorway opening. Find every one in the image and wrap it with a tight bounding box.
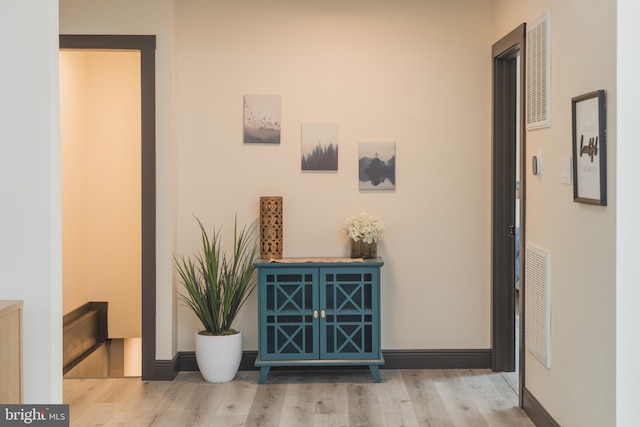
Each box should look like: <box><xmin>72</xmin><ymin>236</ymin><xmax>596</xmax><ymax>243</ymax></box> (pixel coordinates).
<box><xmin>59</xmin><ymin>35</ymin><xmax>157</xmax><ymax>380</ymax></box>
<box><xmin>491</xmin><ymin>24</ymin><xmax>526</xmax><ymax>405</ymax></box>
<box><xmin>60</xmin><ymin>49</ymin><xmax>142</xmax><ymax>378</ymax></box>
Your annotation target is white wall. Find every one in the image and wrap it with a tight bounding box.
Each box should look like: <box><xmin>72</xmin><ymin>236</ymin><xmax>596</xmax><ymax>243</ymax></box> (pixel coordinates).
<box><xmin>174</xmin><ymin>0</ymin><xmax>495</xmax><ymax>351</ymax></box>
<box><xmin>60</xmin><ymin>50</ymin><xmax>142</xmax><ymax>338</ymax></box>
<box><xmin>0</xmin><ymin>0</ymin><xmax>62</xmax><ymax>403</ymax></box>
<box><xmin>494</xmin><ymin>1</ymin><xmax>616</xmax><ymax>426</ymax></box>
<box><xmin>59</xmin><ymin>0</ymin><xmax>177</xmax><ymax>358</ymax></box>
<box><xmin>617</xmin><ymin>0</ymin><xmax>640</xmax><ymax>425</ymax></box>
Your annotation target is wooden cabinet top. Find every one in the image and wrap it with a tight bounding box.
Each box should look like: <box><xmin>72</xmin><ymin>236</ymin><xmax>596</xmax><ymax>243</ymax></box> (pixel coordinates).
<box><xmin>0</xmin><ymin>300</ymin><xmax>23</xmax><ymax>317</ymax></box>
<box><xmin>255</xmin><ymin>257</ymin><xmax>384</xmax><ymax>268</ymax></box>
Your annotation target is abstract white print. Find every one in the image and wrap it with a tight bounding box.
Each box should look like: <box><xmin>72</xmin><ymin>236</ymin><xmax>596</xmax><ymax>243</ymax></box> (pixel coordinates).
<box><xmin>358</xmin><ymin>142</ymin><xmax>396</xmax><ymax>190</ymax></box>
<box><xmin>244</xmin><ymin>94</ymin><xmax>281</xmax><ymax>143</ymax></box>
<box><xmin>575</xmin><ymin>96</ymin><xmax>601</xmax><ymax>200</ymax></box>
<box><xmin>301</xmin><ymin>122</ymin><xmax>338</xmax><ymax>171</ymax></box>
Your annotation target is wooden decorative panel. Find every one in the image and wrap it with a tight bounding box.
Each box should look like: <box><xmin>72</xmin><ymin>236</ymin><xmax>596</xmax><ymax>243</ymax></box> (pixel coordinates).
<box><xmin>259</xmin><ymin>196</ymin><xmax>283</xmax><ymax>259</ymax></box>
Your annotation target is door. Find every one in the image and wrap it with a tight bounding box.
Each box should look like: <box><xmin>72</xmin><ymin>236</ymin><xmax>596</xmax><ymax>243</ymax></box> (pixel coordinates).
<box><xmin>321</xmin><ymin>268</ymin><xmax>379</xmax><ymax>360</ymax></box>
<box><xmin>491</xmin><ymin>24</ymin><xmax>526</xmax><ymax>405</ymax></box>
<box><xmin>260</xmin><ymin>268</ymin><xmax>319</xmax><ymax>360</ymax></box>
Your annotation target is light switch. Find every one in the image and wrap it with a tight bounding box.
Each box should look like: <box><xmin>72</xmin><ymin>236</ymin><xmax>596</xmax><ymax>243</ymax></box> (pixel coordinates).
<box><xmin>561</xmin><ymin>157</ymin><xmax>572</xmax><ymax>185</ymax></box>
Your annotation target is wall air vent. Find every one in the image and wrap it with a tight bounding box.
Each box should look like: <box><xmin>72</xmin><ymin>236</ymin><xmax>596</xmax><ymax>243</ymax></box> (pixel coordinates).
<box><xmin>525</xmin><ymin>243</ymin><xmax>551</xmax><ymax>368</ymax></box>
<box><xmin>526</xmin><ymin>10</ymin><xmax>551</xmax><ymax>129</ymax></box>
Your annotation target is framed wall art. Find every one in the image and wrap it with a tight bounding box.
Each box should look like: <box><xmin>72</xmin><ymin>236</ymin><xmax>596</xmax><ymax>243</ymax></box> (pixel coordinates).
<box><xmin>358</xmin><ymin>141</ymin><xmax>396</xmax><ymax>190</ymax></box>
<box><xmin>572</xmin><ymin>90</ymin><xmax>606</xmax><ymax>205</ymax></box>
<box><xmin>244</xmin><ymin>94</ymin><xmax>281</xmax><ymax>143</ymax></box>
<box><xmin>301</xmin><ymin>122</ymin><xmax>338</xmax><ymax>171</ymax></box>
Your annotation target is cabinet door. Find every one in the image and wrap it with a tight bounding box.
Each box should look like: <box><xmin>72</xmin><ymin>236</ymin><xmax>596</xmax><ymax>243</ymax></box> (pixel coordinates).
<box><xmin>320</xmin><ymin>268</ymin><xmax>379</xmax><ymax>360</ymax></box>
<box><xmin>259</xmin><ymin>268</ymin><xmax>319</xmax><ymax>360</ymax></box>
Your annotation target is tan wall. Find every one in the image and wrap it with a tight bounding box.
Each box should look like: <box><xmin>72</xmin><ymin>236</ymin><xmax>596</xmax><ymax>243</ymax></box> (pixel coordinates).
<box><xmin>174</xmin><ymin>0</ymin><xmax>495</xmax><ymax>350</ymax></box>
<box><xmin>494</xmin><ymin>2</ymin><xmax>616</xmax><ymax>426</ymax></box>
<box><xmin>60</xmin><ymin>0</ymin><xmax>496</xmax><ymax>356</ymax></box>
<box><xmin>60</xmin><ymin>51</ymin><xmax>90</xmax><ymax>314</ymax></box>
<box><xmin>60</xmin><ymin>50</ymin><xmax>142</xmax><ymax>338</ymax></box>
<box><xmin>13</xmin><ymin>0</ymin><xmax>639</xmax><ymax>414</ymax></box>
<box><xmin>60</xmin><ymin>0</ymin><xmax>177</xmax><ymax>357</ymax></box>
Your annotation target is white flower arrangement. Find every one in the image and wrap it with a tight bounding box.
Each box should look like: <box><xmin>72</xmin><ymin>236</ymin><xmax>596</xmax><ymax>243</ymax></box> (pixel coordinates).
<box><xmin>343</xmin><ymin>212</ymin><xmax>385</xmax><ymax>243</ymax></box>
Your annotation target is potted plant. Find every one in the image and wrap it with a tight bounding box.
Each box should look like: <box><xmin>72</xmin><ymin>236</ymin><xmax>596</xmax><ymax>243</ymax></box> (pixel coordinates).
<box><xmin>174</xmin><ymin>216</ymin><xmax>258</xmax><ymax>383</ymax></box>
<box><xmin>343</xmin><ymin>212</ymin><xmax>385</xmax><ymax>258</ymax></box>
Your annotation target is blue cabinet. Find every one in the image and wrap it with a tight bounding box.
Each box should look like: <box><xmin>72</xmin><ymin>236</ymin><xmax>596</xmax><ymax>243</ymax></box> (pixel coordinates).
<box><xmin>254</xmin><ymin>258</ymin><xmax>384</xmax><ymax>383</ymax></box>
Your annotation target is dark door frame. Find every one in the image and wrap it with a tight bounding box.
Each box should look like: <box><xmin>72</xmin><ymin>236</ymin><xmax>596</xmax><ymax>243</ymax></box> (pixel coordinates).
<box><xmin>59</xmin><ymin>35</ymin><xmax>157</xmax><ymax>380</ymax></box>
<box><xmin>491</xmin><ymin>24</ymin><xmax>526</xmax><ymax>403</ymax></box>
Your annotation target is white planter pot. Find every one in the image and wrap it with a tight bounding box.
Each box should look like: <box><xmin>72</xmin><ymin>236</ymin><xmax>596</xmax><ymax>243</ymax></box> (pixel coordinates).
<box><xmin>195</xmin><ymin>331</ymin><xmax>243</xmax><ymax>383</ymax></box>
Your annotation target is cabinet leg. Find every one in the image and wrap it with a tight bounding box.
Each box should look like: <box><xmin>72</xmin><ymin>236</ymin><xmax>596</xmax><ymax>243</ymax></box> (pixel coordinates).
<box><xmin>369</xmin><ymin>365</ymin><xmax>381</xmax><ymax>383</ymax></box>
<box><xmin>258</xmin><ymin>366</ymin><xmax>271</xmax><ymax>384</ymax></box>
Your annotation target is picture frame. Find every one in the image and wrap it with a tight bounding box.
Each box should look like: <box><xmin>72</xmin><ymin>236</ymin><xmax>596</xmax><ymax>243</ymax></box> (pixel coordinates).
<box><xmin>358</xmin><ymin>141</ymin><xmax>396</xmax><ymax>190</ymax></box>
<box><xmin>301</xmin><ymin>122</ymin><xmax>338</xmax><ymax>171</ymax></box>
<box><xmin>243</xmin><ymin>94</ymin><xmax>281</xmax><ymax>143</ymax></box>
<box><xmin>571</xmin><ymin>90</ymin><xmax>606</xmax><ymax>206</ymax></box>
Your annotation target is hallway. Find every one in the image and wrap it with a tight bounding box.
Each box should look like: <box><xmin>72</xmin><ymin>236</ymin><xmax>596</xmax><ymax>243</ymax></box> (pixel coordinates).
<box><xmin>64</xmin><ymin>369</ymin><xmax>534</xmax><ymax>426</ymax></box>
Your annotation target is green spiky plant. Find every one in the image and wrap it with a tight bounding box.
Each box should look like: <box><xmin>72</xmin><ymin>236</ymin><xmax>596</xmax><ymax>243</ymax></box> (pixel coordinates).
<box><xmin>175</xmin><ymin>216</ymin><xmax>258</xmax><ymax>336</ymax></box>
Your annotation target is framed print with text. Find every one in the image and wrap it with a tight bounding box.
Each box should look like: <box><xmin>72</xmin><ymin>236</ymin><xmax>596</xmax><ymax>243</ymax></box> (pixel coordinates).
<box><xmin>572</xmin><ymin>90</ymin><xmax>606</xmax><ymax>206</ymax></box>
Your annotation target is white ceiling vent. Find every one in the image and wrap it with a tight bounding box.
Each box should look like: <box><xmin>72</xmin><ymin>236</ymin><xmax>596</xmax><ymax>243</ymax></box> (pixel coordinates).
<box><xmin>525</xmin><ymin>243</ymin><xmax>551</xmax><ymax>368</ymax></box>
<box><xmin>526</xmin><ymin>10</ymin><xmax>551</xmax><ymax>129</ymax></box>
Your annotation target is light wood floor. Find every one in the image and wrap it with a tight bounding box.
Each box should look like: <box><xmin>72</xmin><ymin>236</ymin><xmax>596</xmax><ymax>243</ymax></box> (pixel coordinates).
<box><xmin>63</xmin><ymin>369</ymin><xmax>534</xmax><ymax>426</ymax></box>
